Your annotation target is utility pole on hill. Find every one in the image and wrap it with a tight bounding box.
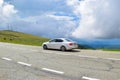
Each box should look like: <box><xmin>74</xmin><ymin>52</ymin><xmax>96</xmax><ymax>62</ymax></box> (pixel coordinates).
<box><xmin>7</xmin><ymin>23</ymin><xmax>13</xmax><ymax>31</ymax></box>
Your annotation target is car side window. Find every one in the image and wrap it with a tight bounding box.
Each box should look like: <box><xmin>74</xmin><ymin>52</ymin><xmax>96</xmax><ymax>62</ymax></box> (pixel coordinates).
<box><xmin>49</xmin><ymin>39</ymin><xmax>56</xmax><ymax>42</ymax></box>
<box><xmin>55</xmin><ymin>39</ymin><xmax>63</xmax><ymax>42</ymax></box>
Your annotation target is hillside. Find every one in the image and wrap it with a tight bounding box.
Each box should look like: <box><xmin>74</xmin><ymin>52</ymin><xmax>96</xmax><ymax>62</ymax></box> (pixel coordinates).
<box><xmin>0</xmin><ymin>30</ymin><xmax>49</xmax><ymax>46</ymax></box>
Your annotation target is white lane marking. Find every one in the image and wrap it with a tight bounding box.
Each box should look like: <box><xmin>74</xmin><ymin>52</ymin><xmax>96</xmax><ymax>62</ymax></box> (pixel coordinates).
<box><xmin>82</xmin><ymin>76</ymin><xmax>100</xmax><ymax>80</ymax></box>
<box><xmin>2</xmin><ymin>57</ymin><xmax>12</xmax><ymax>61</ymax></box>
<box><xmin>17</xmin><ymin>62</ymin><xmax>32</xmax><ymax>67</ymax></box>
<box><xmin>106</xmin><ymin>58</ymin><xmax>120</xmax><ymax>61</ymax></box>
<box><xmin>42</xmin><ymin>68</ymin><xmax>64</xmax><ymax>74</ymax></box>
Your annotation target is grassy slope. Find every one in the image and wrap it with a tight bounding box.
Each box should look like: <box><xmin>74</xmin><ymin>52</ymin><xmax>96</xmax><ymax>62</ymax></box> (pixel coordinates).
<box><xmin>0</xmin><ymin>30</ymin><xmax>49</xmax><ymax>46</ymax></box>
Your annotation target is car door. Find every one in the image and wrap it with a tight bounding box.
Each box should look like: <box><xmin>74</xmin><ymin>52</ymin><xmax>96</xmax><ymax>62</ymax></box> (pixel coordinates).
<box><xmin>54</xmin><ymin>39</ymin><xmax>63</xmax><ymax>49</ymax></box>
<box><xmin>47</xmin><ymin>39</ymin><xmax>57</xmax><ymax>49</ymax></box>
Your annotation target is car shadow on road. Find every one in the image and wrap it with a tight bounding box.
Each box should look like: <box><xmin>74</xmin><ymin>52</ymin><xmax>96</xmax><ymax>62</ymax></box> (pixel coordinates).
<box><xmin>65</xmin><ymin>49</ymin><xmax>80</xmax><ymax>53</ymax></box>
<box><xmin>46</xmin><ymin>49</ymin><xmax>80</xmax><ymax>53</ymax></box>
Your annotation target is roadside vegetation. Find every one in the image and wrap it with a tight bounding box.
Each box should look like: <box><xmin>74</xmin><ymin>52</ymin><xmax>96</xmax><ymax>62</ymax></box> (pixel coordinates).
<box><xmin>0</xmin><ymin>30</ymin><xmax>49</xmax><ymax>46</ymax></box>
<box><xmin>102</xmin><ymin>49</ymin><xmax>120</xmax><ymax>52</ymax></box>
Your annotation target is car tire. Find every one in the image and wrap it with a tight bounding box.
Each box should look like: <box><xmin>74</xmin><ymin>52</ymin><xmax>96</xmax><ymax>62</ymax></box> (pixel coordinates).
<box><xmin>43</xmin><ymin>45</ymin><xmax>48</xmax><ymax>50</ymax></box>
<box><xmin>60</xmin><ymin>46</ymin><xmax>66</xmax><ymax>51</ymax></box>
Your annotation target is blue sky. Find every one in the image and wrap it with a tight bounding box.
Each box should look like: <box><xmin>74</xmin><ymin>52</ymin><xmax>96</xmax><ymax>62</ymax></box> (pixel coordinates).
<box><xmin>0</xmin><ymin>0</ymin><xmax>79</xmax><ymax>38</ymax></box>
<box><xmin>0</xmin><ymin>0</ymin><xmax>120</xmax><ymax>46</ymax></box>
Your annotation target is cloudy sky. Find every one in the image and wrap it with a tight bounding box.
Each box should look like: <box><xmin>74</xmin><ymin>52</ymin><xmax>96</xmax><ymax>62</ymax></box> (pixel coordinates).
<box><xmin>0</xmin><ymin>0</ymin><xmax>120</xmax><ymax>40</ymax></box>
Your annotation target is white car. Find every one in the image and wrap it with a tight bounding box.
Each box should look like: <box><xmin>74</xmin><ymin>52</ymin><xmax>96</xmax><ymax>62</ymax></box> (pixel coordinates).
<box><xmin>42</xmin><ymin>38</ymin><xmax>78</xmax><ymax>51</ymax></box>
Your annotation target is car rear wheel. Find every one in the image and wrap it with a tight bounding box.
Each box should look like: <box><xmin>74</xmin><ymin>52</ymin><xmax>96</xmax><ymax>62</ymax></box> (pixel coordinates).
<box><xmin>60</xmin><ymin>46</ymin><xmax>66</xmax><ymax>51</ymax></box>
<box><xmin>43</xmin><ymin>45</ymin><xmax>48</xmax><ymax>50</ymax></box>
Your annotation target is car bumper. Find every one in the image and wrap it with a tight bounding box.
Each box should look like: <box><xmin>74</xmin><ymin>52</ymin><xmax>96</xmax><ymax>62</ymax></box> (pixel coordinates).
<box><xmin>66</xmin><ymin>45</ymin><xmax>78</xmax><ymax>50</ymax></box>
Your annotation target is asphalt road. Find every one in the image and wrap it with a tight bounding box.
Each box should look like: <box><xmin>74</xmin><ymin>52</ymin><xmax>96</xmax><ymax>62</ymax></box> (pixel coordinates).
<box><xmin>0</xmin><ymin>42</ymin><xmax>120</xmax><ymax>80</ymax></box>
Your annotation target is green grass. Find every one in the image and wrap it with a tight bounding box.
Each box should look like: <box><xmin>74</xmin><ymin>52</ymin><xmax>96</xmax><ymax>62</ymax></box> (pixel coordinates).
<box><xmin>102</xmin><ymin>49</ymin><xmax>120</xmax><ymax>52</ymax></box>
<box><xmin>0</xmin><ymin>30</ymin><xmax>49</xmax><ymax>46</ymax></box>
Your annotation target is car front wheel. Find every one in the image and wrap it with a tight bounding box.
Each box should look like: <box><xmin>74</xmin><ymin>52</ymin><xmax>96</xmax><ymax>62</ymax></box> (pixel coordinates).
<box><xmin>43</xmin><ymin>45</ymin><xmax>48</xmax><ymax>50</ymax></box>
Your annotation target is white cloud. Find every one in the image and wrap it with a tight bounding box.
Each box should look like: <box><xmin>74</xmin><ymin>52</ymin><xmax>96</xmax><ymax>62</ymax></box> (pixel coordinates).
<box><xmin>1</xmin><ymin>0</ymin><xmax>120</xmax><ymax>39</ymax></box>
<box><xmin>0</xmin><ymin>0</ymin><xmax>3</xmax><ymax>6</ymax></box>
<box><xmin>0</xmin><ymin>0</ymin><xmax>17</xmax><ymax>26</ymax></box>
<box><xmin>2</xmin><ymin>4</ymin><xmax>17</xmax><ymax>17</ymax></box>
<box><xmin>13</xmin><ymin>13</ymin><xmax>77</xmax><ymax>38</ymax></box>
<box><xmin>0</xmin><ymin>0</ymin><xmax>78</xmax><ymax>38</ymax></box>
<box><xmin>47</xmin><ymin>13</ymin><xmax>74</xmax><ymax>21</ymax></box>
<box><xmin>66</xmin><ymin>0</ymin><xmax>120</xmax><ymax>39</ymax></box>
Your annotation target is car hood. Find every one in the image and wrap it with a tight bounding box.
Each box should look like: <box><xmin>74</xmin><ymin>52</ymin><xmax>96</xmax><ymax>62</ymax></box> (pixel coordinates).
<box><xmin>43</xmin><ymin>42</ymin><xmax>49</xmax><ymax>44</ymax></box>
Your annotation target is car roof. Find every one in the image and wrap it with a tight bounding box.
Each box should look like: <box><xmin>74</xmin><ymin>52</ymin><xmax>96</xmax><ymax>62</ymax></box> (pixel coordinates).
<box><xmin>49</xmin><ymin>38</ymin><xmax>74</xmax><ymax>42</ymax></box>
<box><xmin>54</xmin><ymin>38</ymin><xmax>67</xmax><ymax>40</ymax></box>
